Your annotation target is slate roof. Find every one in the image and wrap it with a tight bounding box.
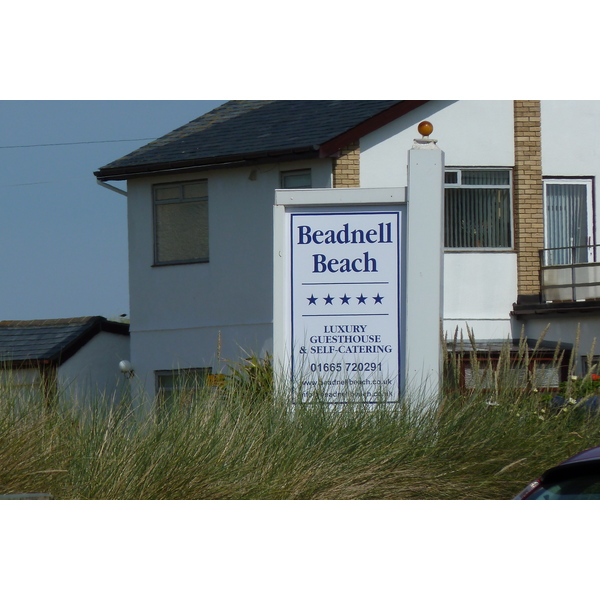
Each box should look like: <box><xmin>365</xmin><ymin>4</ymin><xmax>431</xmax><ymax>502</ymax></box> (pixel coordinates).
<box><xmin>95</xmin><ymin>100</ymin><xmax>427</xmax><ymax>181</ymax></box>
<box><xmin>0</xmin><ymin>316</ymin><xmax>129</xmax><ymax>366</ymax></box>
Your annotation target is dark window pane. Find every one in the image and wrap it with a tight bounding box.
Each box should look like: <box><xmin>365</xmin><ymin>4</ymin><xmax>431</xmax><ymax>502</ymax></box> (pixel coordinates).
<box><xmin>461</xmin><ymin>170</ymin><xmax>510</xmax><ymax>186</ymax></box>
<box><xmin>445</xmin><ymin>188</ymin><xmax>511</xmax><ymax>248</ymax></box>
<box><xmin>155</xmin><ymin>199</ymin><xmax>208</xmax><ymax>263</ymax></box>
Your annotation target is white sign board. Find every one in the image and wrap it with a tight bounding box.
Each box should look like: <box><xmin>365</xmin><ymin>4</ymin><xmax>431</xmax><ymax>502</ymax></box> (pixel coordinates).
<box><xmin>274</xmin><ymin>189</ymin><xmax>406</xmax><ymax>403</ymax></box>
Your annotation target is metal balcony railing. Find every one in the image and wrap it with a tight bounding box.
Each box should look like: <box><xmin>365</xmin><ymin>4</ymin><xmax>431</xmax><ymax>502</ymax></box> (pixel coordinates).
<box><xmin>540</xmin><ymin>244</ymin><xmax>600</xmax><ymax>302</ymax></box>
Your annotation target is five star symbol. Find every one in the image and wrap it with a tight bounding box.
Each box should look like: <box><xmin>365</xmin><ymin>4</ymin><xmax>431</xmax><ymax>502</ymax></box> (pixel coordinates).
<box><xmin>307</xmin><ymin>292</ymin><xmax>384</xmax><ymax>306</ymax></box>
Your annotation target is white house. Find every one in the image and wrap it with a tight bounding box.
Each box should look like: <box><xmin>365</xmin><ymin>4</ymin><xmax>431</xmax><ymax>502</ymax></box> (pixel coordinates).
<box><xmin>0</xmin><ymin>316</ymin><xmax>130</xmax><ymax>408</ymax></box>
<box><xmin>95</xmin><ymin>100</ymin><xmax>600</xmax><ymax>405</ymax></box>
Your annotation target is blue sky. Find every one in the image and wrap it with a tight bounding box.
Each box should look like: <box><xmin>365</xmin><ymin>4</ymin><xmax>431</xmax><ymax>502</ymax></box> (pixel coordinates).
<box><xmin>0</xmin><ymin>101</ymin><xmax>224</xmax><ymax>321</ymax></box>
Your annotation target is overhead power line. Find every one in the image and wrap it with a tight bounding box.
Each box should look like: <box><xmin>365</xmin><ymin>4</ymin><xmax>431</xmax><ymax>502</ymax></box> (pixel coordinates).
<box><xmin>0</xmin><ymin>137</ymin><xmax>155</xmax><ymax>150</ymax></box>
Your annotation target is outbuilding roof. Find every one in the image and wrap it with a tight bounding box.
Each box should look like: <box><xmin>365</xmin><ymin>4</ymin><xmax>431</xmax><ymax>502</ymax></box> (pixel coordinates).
<box><xmin>95</xmin><ymin>100</ymin><xmax>428</xmax><ymax>181</ymax></box>
<box><xmin>0</xmin><ymin>316</ymin><xmax>129</xmax><ymax>367</ymax></box>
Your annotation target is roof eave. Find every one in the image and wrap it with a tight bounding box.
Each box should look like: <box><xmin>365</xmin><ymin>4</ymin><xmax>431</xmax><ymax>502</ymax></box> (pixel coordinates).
<box><xmin>318</xmin><ymin>100</ymin><xmax>430</xmax><ymax>157</ymax></box>
<box><xmin>0</xmin><ymin>358</ymin><xmax>55</xmax><ymax>370</ymax></box>
<box><xmin>0</xmin><ymin>317</ymin><xmax>129</xmax><ymax>368</ymax></box>
<box><xmin>95</xmin><ymin>147</ymin><xmax>321</xmax><ymax>182</ymax></box>
<box><xmin>49</xmin><ymin>318</ymin><xmax>129</xmax><ymax>366</ymax></box>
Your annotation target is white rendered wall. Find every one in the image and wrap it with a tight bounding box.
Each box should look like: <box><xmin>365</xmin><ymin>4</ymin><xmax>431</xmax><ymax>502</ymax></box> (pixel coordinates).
<box><xmin>127</xmin><ymin>159</ymin><xmax>332</xmax><ymax>400</ymax></box>
<box><xmin>443</xmin><ymin>252</ymin><xmax>517</xmax><ymax>341</ymax></box>
<box><xmin>360</xmin><ymin>100</ymin><xmax>517</xmax><ymax>342</ymax></box>
<box><xmin>0</xmin><ymin>368</ymin><xmax>44</xmax><ymax>404</ymax></box>
<box><xmin>58</xmin><ymin>331</ymin><xmax>130</xmax><ymax>408</ymax></box>
<box><xmin>541</xmin><ymin>101</ymin><xmax>600</xmax><ymax>177</ymax></box>
<box><xmin>359</xmin><ymin>100</ymin><xmax>515</xmax><ymax>188</ymax></box>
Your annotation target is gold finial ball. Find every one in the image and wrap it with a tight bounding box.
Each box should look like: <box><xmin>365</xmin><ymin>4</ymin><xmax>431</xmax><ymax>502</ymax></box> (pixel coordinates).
<box><xmin>418</xmin><ymin>121</ymin><xmax>433</xmax><ymax>136</ymax></box>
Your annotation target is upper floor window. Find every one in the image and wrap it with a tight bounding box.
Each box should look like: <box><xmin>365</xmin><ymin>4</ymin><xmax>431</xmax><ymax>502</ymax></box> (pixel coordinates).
<box><xmin>281</xmin><ymin>169</ymin><xmax>312</xmax><ymax>189</ymax></box>
<box><xmin>153</xmin><ymin>180</ymin><xmax>209</xmax><ymax>265</ymax></box>
<box><xmin>444</xmin><ymin>169</ymin><xmax>512</xmax><ymax>250</ymax></box>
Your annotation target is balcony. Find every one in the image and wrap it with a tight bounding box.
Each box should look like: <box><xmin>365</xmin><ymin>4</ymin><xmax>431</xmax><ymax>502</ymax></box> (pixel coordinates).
<box><xmin>541</xmin><ymin>244</ymin><xmax>600</xmax><ymax>303</ymax></box>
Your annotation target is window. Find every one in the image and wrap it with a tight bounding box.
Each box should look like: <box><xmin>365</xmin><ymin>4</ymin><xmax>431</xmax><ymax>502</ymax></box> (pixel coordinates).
<box><xmin>445</xmin><ymin>341</ymin><xmax>569</xmax><ymax>393</ymax></box>
<box><xmin>153</xmin><ymin>180</ymin><xmax>209</xmax><ymax>265</ymax></box>
<box><xmin>543</xmin><ymin>179</ymin><xmax>594</xmax><ymax>266</ymax></box>
<box><xmin>155</xmin><ymin>367</ymin><xmax>212</xmax><ymax>413</ymax></box>
<box><xmin>463</xmin><ymin>361</ymin><xmax>561</xmax><ymax>390</ymax></box>
<box><xmin>582</xmin><ymin>355</ymin><xmax>600</xmax><ymax>376</ymax></box>
<box><xmin>281</xmin><ymin>169</ymin><xmax>312</xmax><ymax>189</ymax></box>
<box><xmin>444</xmin><ymin>169</ymin><xmax>512</xmax><ymax>249</ymax></box>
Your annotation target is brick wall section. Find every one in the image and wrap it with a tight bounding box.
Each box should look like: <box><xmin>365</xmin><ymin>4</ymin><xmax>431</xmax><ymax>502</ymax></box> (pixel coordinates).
<box><xmin>332</xmin><ymin>142</ymin><xmax>360</xmax><ymax>188</ymax></box>
<box><xmin>513</xmin><ymin>100</ymin><xmax>544</xmax><ymax>296</ymax></box>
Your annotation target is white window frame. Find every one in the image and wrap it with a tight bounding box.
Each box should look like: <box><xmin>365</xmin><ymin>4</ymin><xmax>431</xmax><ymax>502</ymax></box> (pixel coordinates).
<box><xmin>444</xmin><ymin>168</ymin><xmax>513</xmax><ymax>251</ymax></box>
<box><xmin>280</xmin><ymin>169</ymin><xmax>312</xmax><ymax>189</ymax></box>
<box><xmin>543</xmin><ymin>178</ymin><xmax>594</xmax><ymax>264</ymax></box>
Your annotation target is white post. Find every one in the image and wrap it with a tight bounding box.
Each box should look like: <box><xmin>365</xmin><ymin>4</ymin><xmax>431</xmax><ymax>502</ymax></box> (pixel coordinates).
<box><xmin>405</xmin><ymin>124</ymin><xmax>445</xmax><ymax>405</ymax></box>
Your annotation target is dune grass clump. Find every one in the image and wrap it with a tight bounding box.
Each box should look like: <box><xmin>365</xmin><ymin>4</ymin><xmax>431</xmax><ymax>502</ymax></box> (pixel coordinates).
<box><xmin>1</xmin><ymin>345</ymin><xmax>600</xmax><ymax>500</ymax></box>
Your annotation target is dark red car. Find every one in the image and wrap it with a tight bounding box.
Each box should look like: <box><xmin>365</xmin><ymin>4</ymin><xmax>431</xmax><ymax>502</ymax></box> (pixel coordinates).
<box><xmin>515</xmin><ymin>446</ymin><xmax>600</xmax><ymax>499</ymax></box>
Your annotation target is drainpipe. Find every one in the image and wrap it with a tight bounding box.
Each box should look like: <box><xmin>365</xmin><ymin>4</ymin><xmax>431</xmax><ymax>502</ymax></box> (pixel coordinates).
<box><xmin>96</xmin><ymin>179</ymin><xmax>127</xmax><ymax>196</ymax></box>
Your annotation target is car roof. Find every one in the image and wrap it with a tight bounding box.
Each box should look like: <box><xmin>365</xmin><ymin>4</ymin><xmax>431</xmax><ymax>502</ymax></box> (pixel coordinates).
<box><xmin>540</xmin><ymin>445</ymin><xmax>600</xmax><ymax>485</ymax></box>
<box><xmin>561</xmin><ymin>445</ymin><xmax>600</xmax><ymax>466</ymax></box>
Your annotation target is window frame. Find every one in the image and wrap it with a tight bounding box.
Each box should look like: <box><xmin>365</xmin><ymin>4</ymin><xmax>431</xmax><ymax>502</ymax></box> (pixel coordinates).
<box><xmin>542</xmin><ymin>177</ymin><xmax>595</xmax><ymax>262</ymax></box>
<box><xmin>153</xmin><ymin>179</ymin><xmax>209</xmax><ymax>266</ymax></box>
<box><xmin>155</xmin><ymin>367</ymin><xmax>212</xmax><ymax>413</ymax></box>
<box><xmin>280</xmin><ymin>169</ymin><xmax>312</xmax><ymax>189</ymax></box>
<box><xmin>444</xmin><ymin>167</ymin><xmax>514</xmax><ymax>252</ymax></box>
<box><xmin>445</xmin><ymin>346</ymin><xmax>569</xmax><ymax>394</ymax></box>
<box><xmin>582</xmin><ymin>354</ymin><xmax>600</xmax><ymax>376</ymax></box>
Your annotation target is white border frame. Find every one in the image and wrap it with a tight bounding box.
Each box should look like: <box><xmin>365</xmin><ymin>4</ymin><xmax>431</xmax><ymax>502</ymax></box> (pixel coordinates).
<box><xmin>274</xmin><ymin>187</ymin><xmax>406</xmax><ymax>399</ymax></box>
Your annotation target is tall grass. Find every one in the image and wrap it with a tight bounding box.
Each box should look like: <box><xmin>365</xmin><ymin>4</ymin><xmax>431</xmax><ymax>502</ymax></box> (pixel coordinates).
<box><xmin>2</xmin><ymin>348</ymin><xmax>600</xmax><ymax>499</ymax></box>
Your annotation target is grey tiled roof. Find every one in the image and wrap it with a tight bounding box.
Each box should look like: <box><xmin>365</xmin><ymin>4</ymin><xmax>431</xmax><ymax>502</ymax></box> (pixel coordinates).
<box><xmin>0</xmin><ymin>317</ymin><xmax>129</xmax><ymax>365</ymax></box>
<box><xmin>95</xmin><ymin>100</ymin><xmax>409</xmax><ymax>180</ymax></box>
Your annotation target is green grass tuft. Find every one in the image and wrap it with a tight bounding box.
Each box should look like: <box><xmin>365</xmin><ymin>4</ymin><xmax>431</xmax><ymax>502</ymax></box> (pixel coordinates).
<box><xmin>2</xmin><ymin>347</ymin><xmax>600</xmax><ymax>499</ymax></box>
